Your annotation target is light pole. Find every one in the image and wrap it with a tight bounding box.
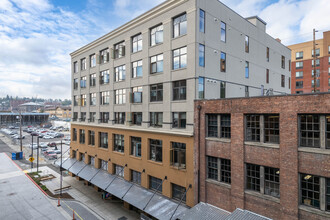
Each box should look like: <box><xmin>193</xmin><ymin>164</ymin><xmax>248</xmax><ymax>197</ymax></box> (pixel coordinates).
<box><xmin>37</xmin><ymin>136</ymin><xmax>40</xmax><ymax>173</ymax></box>
<box><xmin>15</xmin><ymin>111</ymin><xmax>23</xmax><ymax>153</ymax></box>
<box><xmin>31</xmin><ymin>134</ymin><xmax>34</xmax><ymax>169</ymax></box>
<box><xmin>60</xmin><ymin>140</ymin><xmax>63</xmax><ymax>196</ymax></box>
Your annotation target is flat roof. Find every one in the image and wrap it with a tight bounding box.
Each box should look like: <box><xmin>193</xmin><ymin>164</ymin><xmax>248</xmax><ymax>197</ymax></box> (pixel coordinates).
<box><xmin>0</xmin><ymin>113</ymin><xmax>49</xmax><ymax>116</ymax></box>
<box><xmin>0</xmin><ymin>153</ymin><xmax>67</xmax><ymax>219</ymax></box>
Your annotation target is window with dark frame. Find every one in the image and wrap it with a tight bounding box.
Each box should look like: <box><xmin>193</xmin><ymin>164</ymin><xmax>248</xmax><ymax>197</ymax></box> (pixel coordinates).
<box><xmin>296</xmin><ymin>81</ymin><xmax>303</xmax><ymax>89</ymax></box>
<box><xmin>150</xmin><ymin>112</ymin><xmax>163</xmax><ymax>128</ymax></box>
<box><xmin>296</xmin><ymin>51</ymin><xmax>303</xmax><ymax>59</ymax></box>
<box><xmin>327</xmin><ymin>116</ymin><xmax>330</xmax><ymax>149</ymax></box>
<box><xmin>149</xmin><ymin>139</ymin><xmax>162</xmax><ymax>162</ymax></box>
<box><xmin>265</xmin><ymin>167</ymin><xmax>280</xmax><ymax>198</ymax></box>
<box><xmin>80</xmin><ymin>94</ymin><xmax>86</xmax><ymax>106</ymax></box>
<box><xmin>115</xmin><ymin>89</ymin><xmax>126</xmax><ymax>104</ymax></box>
<box><xmin>326</xmin><ymin>178</ymin><xmax>330</xmax><ymax>210</ymax></box>
<box><xmin>207</xmin><ymin>156</ymin><xmax>218</xmax><ymax>180</ymax></box>
<box><xmin>150</xmin><ymin>54</ymin><xmax>163</xmax><ymax>74</ymax></box>
<box><xmin>281</xmin><ymin>56</ymin><xmax>285</xmax><ymax>69</ymax></box>
<box><xmin>80</xmin><ymin>112</ymin><xmax>86</xmax><ymax>122</ymax></box>
<box><xmin>221</xmin><ymin>21</ymin><xmax>226</xmax><ymax>42</ymax></box>
<box><xmin>114</xmin><ymin>134</ymin><xmax>124</xmax><ymax>153</ymax></box>
<box><xmin>132</xmin><ymin>34</ymin><xmax>142</xmax><ymax>53</ymax></box>
<box><xmin>100</xmin><ymin>48</ymin><xmax>109</xmax><ymax>64</ymax></box>
<box><xmin>132</xmin><ymin>112</ymin><xmax>142</xmax><ymax>126</ymax></box>
<box><xmin>221</xmin><ymin>159</ymin><xmax>231</xmax><ymax>184</ymax></box>
<box><xmin>173</xmin><ymin>13</ymin><xmax>187</xmax><ymax>38</ymax></box>
<box><xmin>101</xmin><ymin>160</ymin><xmax>108</xmax><ymax>171</ymax></box>
<box><xmin>79</xmin><ymin>129</ymin><xmax>85</xmax><ymax>144</ymax></box>
<box><xmin>114</xmin><ymin>164</ymin><xmax>124</xmax><ymax>177</ymax></box>
<box><xmin>88</xmin><ymin>130</ymin><xmax>95</xmax><ymax>146</ymax></box>
<box><xmin>221</xmin><ymin>82</ymin><xmax>226</xmax><ymax>99</ymax></box>
<box><xmin>150</xmin><ymin>25</ymin><xmax>163</xmax><ymax>46</ymax></box>
<box><xmin>81</xmin><ymin>58</ymin><xmax>86</xmax><ymax>71</ymax></box>
<box><xmin>99</xmin><ymin>132</ymin><xmax>108</xmax><ymax>149</ymax></box>
<box><xmin>132</xmin><ymin>60</ymin><xmax>143</xmax><ymax>78</ymax></box>
<box><xmin>114</xmin><ymin>65</ymin><xmax>126</xmax><ymax>82</ymax></box>
<box><xmin>246</xmin><ymin>163</ymin><xmax>260</xmax><ymax>191</ymax></box>
<box><xmin>149</xmin><ymin>176</ymin><xmax>162</xmax><ymax>193</ymax></box>
<box><xmin>73</xmin><ymin>78</ymin><xmax>78</xmax><ymax>90</ymax></box>
<box><xmin>89</xmin><ymin>112</ymin><xmax>96</xmax><ymax>123</ymax></box>
<box><xmin>170</xmin><ymin>142</ymin><xmax>186</xmax><ymax>169</ymax></box>
<box><xmin>299</xmin><ymin>115</ymin><xmax>320</xmax><ymax>148</ymax></box>
<box><xmin>312</xmin><ymin>59</ymin><xmax>320</xmax><ymax>67</ymax></box>
<box><xmin>80</xmin><ymin>76</ymin><xmax>86</xmax><ymax>88</ymax></box>
<box><xmin>73</xmin><ymin>96</ymin><xmax>78</xmax><ymax>106</ymax></box>
<box><xmin>220</xmin><ymin>52</ymin><xmax>226</xmax><ymax>72</ymax></box>
<box><xmin>245</xmin><ymin>35</ymin><xmax>249</xmax><ymax>53</ymax></box>
<box><xmin>100</xmin><ymin>91</ymin><xmax>110</xmax><ymax>105</ymax></box>
<box><xmin>131</xmin><ymin>137</ymin><xmax>141</xmax><ymax>157</ymax></box>
<box><xmin>172</xmin><ymin>184</ymin><xmax>186</xmax><ymax>202</ymax></box>
<box><xmin>73</xmin><ymin>112</ymin><xmax>78</xmax><ymax>122</ymax></box>
<box><xmin>245</xmin><ymin>61</ymin><xmax>249</xmax><ymax>78</ymax></box>
<box><xmin>206</xmin><ymin>156</ymin><xmax>231</xmax><ymax>184</ymax></box>
<box><xmin>207</xmin><ymin>114</ymin><xmax>218</xmax><ymax>137</ymax></box>
<box><xmin>266</xmin><ymin>69</ymin><xmax>269</xmax><ymax>84</ymax></box>
<box><xmin>264</xmin><ymin>115</ymin><xmax>280</xmax><ymax>144</ymax></box>
<box><xmin>100</xmin><ymin>70</ymin><xmax>110</xmax><ymax>85</ymax></box>
<box><xmin>172</xmin><ymin>112</ymin><xmax>186</xmax><ymax>129</ymax></box>
<box><xmin>173</xmin><ymin>47</ymin><xmax>187</xmax><ymax>70</ymax></box>
<box><xmin>312</xmin><ymin>48</ymin><xmax>320</xmax><ymax>57</ymax></box>
<box><xmin>296</xmin><ymin>71</ymin><xmax>303</xmax><ymax>78</ymax></box>
<box><xmin>245</xmin><ymin>115</ymin><xmax>260</xmax><ymax>141</ymax></box>
<box><xmin>266</xmin><ymin>47</ymin><xmax>269</xmax><ymax>62</ymax></box>
<box><xmin>100</xmin><ymin>112</ymin><xmax>109</xmax><ymax>123</ymax></box>
<box><xmin>199</xmin><ymin>9</ymin><xmax>205</xmax><ymax>33</ymax></box>
<box><xmin>90</xmin><ymin>73</ymin><xmax>96</xmax><ymax>87</ymax></box>
<box><xmin>281</xmin><ymin>75</ymin><xmax>285</xmax><ymax>88</ymax></box>
<box><xmin>131</xmin><ymin>170</ymin><xmax>141</xmax><ymax>185</ymax></box>
<box><xmin>72</xmin><ymin>128</ymin><xmax>77</xmax><ymax>141</ymax></box>
<box><xmin>114</xmin><ymin>112</ymin><xmax>125</xmax><ymax>124</ymax></box>
<box><xmin>173</xmin><ymin>80</ymin><xmax>186</xmax><ymax>101</ymax></box>
<box><xmin>150</xmin><ymin>84</ymin><xmax>163</xmax><ymax>102</ymax></box>
<box><xmin>90</xmin><ymin>54</ymin><xmax>96</xmax><ymax>67</ymax></box>
<box><xmin>296</xmin><ymin>61</ymin><xmax>303</xmax><ymax>69</ymax></box>
<box><xmin>132</xmin><ymin>87</ymin><xmax>143</xmax><ymax>103</ymax></box>
<box><xmin>113</xmin><ymin>41</ymin><xmax>125</xmax><ymax>59</ymax></box>
<box><xmin>300</xmin><ymin>174</ymin><xmax>320</xmax><ymax>209</ymax></box>
<box><xmin>198</xmin><ymin>77</ymin><xmax>204</xmax><ymax>99</ymax></box>
<box><xmin>73</xmin><ymin>61</ymin><xmax>78</xmax><ymax>73</ymax></box>
<box><xmin>90</xmin><ymin>93</ymin><xmax>96</xmax><ymax>106</ymax></box>
<box><xmin>199</xmin><ymin>44</ymin><xmax>205</xmax><ymax>67</ymax></box>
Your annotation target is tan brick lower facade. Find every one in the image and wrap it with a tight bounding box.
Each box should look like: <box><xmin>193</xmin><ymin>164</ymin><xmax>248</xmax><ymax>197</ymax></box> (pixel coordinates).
<box><xmin>70</xmin><ymin>124</ymin><xmax>195</xmax><ymax>207</ymax></box>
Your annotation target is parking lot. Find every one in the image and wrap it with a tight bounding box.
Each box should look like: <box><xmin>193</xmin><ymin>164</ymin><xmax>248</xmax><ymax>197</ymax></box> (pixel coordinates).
<box><xmin>0</xmin><ymin>126</ymin><xmax>71</xmax><ymax>165</ymax></box>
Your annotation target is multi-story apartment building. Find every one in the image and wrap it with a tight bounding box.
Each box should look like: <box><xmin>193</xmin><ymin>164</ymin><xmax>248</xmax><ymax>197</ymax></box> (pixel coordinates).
<box><xmin>289</xmin><ymin>31</ymin><xmax>330</xmax><ymax>94</ymax></box>
<box><xmin>195</xmin><ymin>93</ymin><xmax>330</xmax><ymax>220</ymax></box>
<box><xmin>67</xmin><ymin>0</ymin><xmax>291</xmax><ymax>218</ymax></box>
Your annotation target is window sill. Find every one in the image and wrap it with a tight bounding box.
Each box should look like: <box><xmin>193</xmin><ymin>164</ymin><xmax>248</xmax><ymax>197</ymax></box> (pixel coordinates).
<box><xmin>113</xmin><ymin>56</ymin><xmax>125</xmax><ymax>61</ymax></box>
<box><xmin>150</xmin><ymin>101</ymin><xmax>163</xmax><ymax>104</ymax></box>
<box><xmin>131</xmin><ymin>76</ymin><xmax>143</xmax><ymax>80</ymax></box>
<box><xmin>132</xmin><ymin>50</ymin><xmax>142</xmax><ymax>55</ymax></box>
<box><xmin>172</xmin><ymin>67</ymin><xmax>187</xmax><ymax>72</ymax></box>
<box><xmin>170</xmin><ymin>165</ymin><xmax>186</xmax><ymax>171</ymax></box>
<box><xmin>206</xmin><ymin>179</ymin><xmax>231</xmax><ymax>189</ymax></box>
<box><xmin>206</xmin><ymin>137</ymin><xmax>231</xmax><ymax>143</ymax></box>
<box><xmin>245</xmin><ymin>190</ymin><xmax>280</xmax><ymax>204</ymax></box>
<box><xmin>244</xmin><ymin>141</ymin><xmax>279</xmax><ymax>149</ymax></box>
<box><xmin>88</xmin><ymin>145</ymin><xmax>95</xmax><ymax>147</ymax></box>
<box><xmin>114</xmin><ymin>80</ymin><xmax>126</xmax><ymax>83</ymax></box>
<box><xmin>150</xmin><ymin>72</ymin><xmax>163</xmax><ymax>76</ymax></box>
<box><xmin>299</xmin><ymin>205</ymin><xmax>330</xmax><ymax>218</ymax></box>
<box><xmin>172</xmin><ymin>100</ymin><xmax>186</xmax><ymax>103</ymax></box>
<box><xmin>129</xmin><ymin>155</ymin><xmax>142</xmax><ymax>160</ymax></box>
<box><xmin>172</xmin><ymin>34</ymin><xmax>187</xmax><ymax>40</ymax></box>
<box><xmin>298</xmin><ymin>147</ymin><xmax>330</xmax><ymax>155</ymax></box>
<box><xmin>98</xmin><ymin>147</ymin><xmax>109</xmax><ymax>151</ymax></box>
<box><xmin>90</xmin><ymin>66</ymin><xmax>96</xmax><ymax>69</ymax></box>
<box><xmin>113</xmin><ymin>151</ymin><xmax>125</xmax><ymax>156</ymax></box>
<box><xmin>148</xmin><ymin>160</ymin><xmax>163</xmax><ymax>166</ymax></box>
<box><xmin>150</xmin><ymin>42</ymin><xmax>163</xmax><ymax>49</ymax></box>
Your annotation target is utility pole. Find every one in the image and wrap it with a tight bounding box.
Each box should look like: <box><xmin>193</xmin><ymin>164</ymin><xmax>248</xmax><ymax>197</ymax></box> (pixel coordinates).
<box><xmin>19</xmin><ymin>110</ymin><xmax>22</xmax><ymax>152</ymax></box>
<box><xmin>60</xmin><ymin>140</ymin><xmax>63</xmax><ymax>196</ymax></box>
<box><xmin>313</xmin><ymin>28</ymin><xmax>318</xmax><ymax>93</ymax></box>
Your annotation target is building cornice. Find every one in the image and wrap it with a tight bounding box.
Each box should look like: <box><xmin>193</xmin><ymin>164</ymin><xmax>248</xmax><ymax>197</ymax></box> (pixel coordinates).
<box><xmin>70</xmin><ymin>0</ymin><xmax>189</xmax><ymax>58</ymax></box>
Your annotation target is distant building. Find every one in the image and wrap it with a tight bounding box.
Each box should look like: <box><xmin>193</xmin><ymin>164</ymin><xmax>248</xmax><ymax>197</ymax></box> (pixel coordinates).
<box><xmin>19</xmin><ymin>102</ymin><xmax>43</xmax><ymax>113</ymax></box>
<box><xmin>10</xmin><ymin>100</ymin><xmax>27</xmax><ymax>111</ymax></box>
<box><xmin>0</xmin><ymin>113</ymin><xmax>49</xmax><ymax>126</ymax></box>
<box><xmin>288</xmin><ymin>31</ymin><xmax>330</xmax><ymax>94</ymax></box>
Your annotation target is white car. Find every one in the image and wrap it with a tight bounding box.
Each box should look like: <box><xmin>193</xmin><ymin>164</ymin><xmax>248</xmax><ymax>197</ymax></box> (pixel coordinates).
<box><xmin>43</xmin><ymin>135</ymin><xmax>53</xmax><ymax>139</ymax></box>
<box><xmin>29</xmin><ymin>143</ymin><xmax>38</xmax><ymax>149</ymax></box>
<box><xmin>39</xmin><ymin>142</ymin><xmax>48</xmax><ymax>148</ymax></box>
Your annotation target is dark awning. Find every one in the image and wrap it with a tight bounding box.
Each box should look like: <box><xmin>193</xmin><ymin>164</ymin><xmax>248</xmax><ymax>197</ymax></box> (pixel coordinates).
<box><xmin>106</xmin><ymin>177</ymin><xmax>132</xmax><ymax>199</ymax></box>
<box><xmin>89</xmin><ymin>169</ymin><xmax>115</xmax><ymax>190</ymax></box>
<box><xmin>61</xmin><ymin>158</ymin><xmax>77</xmax><ymax>170</ymax></box>
<box><xmin>121</xmin><ymin>184</ymin><xmax>153</xmax><ymax>210</ymax></box>
<box><xmin>78</xmin><ymin>163</ymin><xmax>99</xmax><ymax>181</ymax></box>
<box><xmin>68</xmin><ymin>160</ymin><xmax>86</xmax><ymax>175</ymax></box>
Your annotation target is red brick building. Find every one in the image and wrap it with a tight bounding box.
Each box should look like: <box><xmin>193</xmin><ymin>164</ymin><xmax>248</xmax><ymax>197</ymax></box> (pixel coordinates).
<box><xmin>289</xmin><ymin>31</ymin><xmax>330</xmax><ymax>94</ymax></box>
<box><xmin>194</xmin><ymin>93</ymin><xmax>330</xmax><ymax>220</ymax></box>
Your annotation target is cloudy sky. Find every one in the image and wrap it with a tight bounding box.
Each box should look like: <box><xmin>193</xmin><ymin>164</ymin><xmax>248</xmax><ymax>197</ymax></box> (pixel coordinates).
<box><xmin>0</xmin><ymin>0</ymin><xmax>329</xmax><ymax>99</ymax></box>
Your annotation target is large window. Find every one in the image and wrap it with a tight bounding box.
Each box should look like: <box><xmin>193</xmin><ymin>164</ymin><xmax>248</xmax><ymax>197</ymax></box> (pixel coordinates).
<box><xmin>132</xmin><ymin>60</ymin><xmax>143</xmax><ymax>78</ymax></box>
<box><xmin>150</xmin><ymin>112</ymin><xmax>163</xmax><ymax>128</ymax></box>
<box><xmin>299</xmin><ymin>115</ymin><xmax>320</xmax><ymax>148</ymax></box>
<box><xmin>221</xmin><ymin>21</ymin><xmax>226</xmax><ymax>42</ymax></box>
<box><xmin>113</xmin><ymin>41</ymin><xmax>125</xmax><ymax>59</ymax></box>
<box><xmin>281</xmin><ymin>75</ymin><xmax>285</xmax><ymax>88</ymax></box>
<box><xmin>150</xmin><ymin>25</ymin><xmax>163</xmax><ymax>46</ymax></box>
<box><xmin>132</xmin><ymin>112</ymin><xmax>142</xmax><ymax>126</ymax></box>
<box><xmin>149</xmin><ymin>139</ymin><xmax>162</xmax><ymax>162</ymax></box>
<box><xmin>173</xmin><ymin>112</ymin><xmax>186</xmax><ymax>129</ymax></box>
<box><xmin>300</xmin><ymin>174</ymin><xmax>320</xmax><ymax>209</ymax></box>
<box><xmin>73</xmin><ymin>112</ymin><xmax>78</xmax><ymax>122</ymax></box>
<box><xmin>296</xmin><ymin>81</ymin><xmax>303</xmax><ymax>89</ymax></box>
<box><xmin>88</xmin><ymin>131</ymin><xmax>95</xmax><ymax>146</ymax></box>
<box><xmin>220</xmin><ymin>52</ymin><xmax>226</xmax><ymax>72</ymax></box>
<box><xmin>246</xmin><ymin>163</ymin><xmax>260</xmax><ymax>191</ymax></box>
<box><xmin>132</xmin><ymin>34</ymin><xmax>142</xmax><ymax>53</ymax></box>
<box><xmin>100</xmin><ymin>91</ymin><xmax>110</xmax><ymax>105</ymax></box>
<box><xmin>149</xmin><ymin>176</ymin><xmax>162</xmax><ymax>193</ymax></box>
<box><xmin>73</xmin><ymin>78</ymin><xmax>78</xmax><ymax>90</ymax></box>
<box><xmin>198</xmin><ymin>77</ymin><xmax>204</xmax><ymax>99</ymax></box>
<box><xmin>114</xmin><ymin>164</ymin><xmax>124</xmax><ymax>177</ymax></box>
<box><xmin>245</xmin><ymin>61</ymin><xmax>249</xmax><ymax>78</ymax></box>
<box><xmin>80</xmin><ymin>112</ymin><xmax>86</xmax><ymax>122</ymax></box>
<box><xmin>173</xmin><ymin>80</ymin><xmax>186</xmax><ymax>101</ymax></box>
<box><xmin>90</xmin><ymin>93</ymin><xmax>96</xmax><ymax>106</ymax></box>
<box><xmin>101</xmin><ymin>160</ymin><xmax>108</xmax><ymax>170</ymax></box>
<box><xmin>206</xmin><ymin>114</ymin><xmax>231</xmax><ymax>138</ymax></box>
<box><xmin>264</xmin><ymin>167</ymin><xmax>280</xmax><ymax>198</ymax></box>
<box><xmin>100</xmin><ymin>112</ymin><xmax>109</xmax><ymax>123</ymax></box>
<box><xmin>266</xmin><ymin>69</ymin><xmax>269</xmax><ymax>84</ymax></box>
<box><xmin>89</xmin><ymin>112</ymin><xmax>96</xmax><ymax>123</ymax></box>
<box><xmin>199</xmin><ymin>44</ymin><xmax>205</xmax><ymax>67</ymax></box>
<box><xmin>72</xmin><ymin>128</ymin><xmax>77</xmax><ymax>141</ymax></box>
<box><xmin>73</xmin><ymin>61</ymin><xmax>78</xmax><ymax>73</ymax></box>
<box><xmin>150</xmin><ymin>84</ymin><xmax>163</xmax><ymax>102</ymax></box>
<box><xmin>199</xmin><ymin>9</ymin><xmax>205</xmax><ymax>33</ymax></box>
<box><xmin>132</xmin><ymin>86</ymin><xmax>143</xmax><ymax>103</ymax></box>
<box><xmin>296</xmin><ymin>71</ymin><xmax>303</xmax><ymax>78</ymax></box>
<box><xmin>296</xmin><ymin>61</ymin><xmax>303</xmax><ymax>69</ymax></box>
<box><xmin>131</xmin><ymin>170</ymin><xmax>141</xmax><ymax>185</ymax></box>
<box><xmin>90</xmin><ymin>73</ymin><xmax>96</xmax><ymax>87</ymax></box>
<box><xmin>114</xmin><ymin>134</ymin><xmax>124</xmax><ymax>153</ymax></box>
<box><xmin>266</xmin><ymin>47</ymin><xmax>269</xmax><ymax>62</ymax></box>
<box><xmin>327</xmin><ymin>116</ymin><xmax>330</xmax><ymax>149</ymax></box>
<box><xmin>312</xmin><ymin>48</ymin><xmax>320</xmax><ymax>57</ymax></box>
<box><xmin>296</xmin><ymin>51</ymin><xmax>303</xmax><ymax>59</ymax></box>
<box><xmin>100</xmin><ymin>70</ymin><xmax>110</xmax><ymax>85</ymax></box>
<box><xmin>173</xmin><ymin>47</ymin><xmax>187</xmax><ymax>70</ymax></box>
<box><xmin>173</xmin><ymin>13</ymin><xmax>187</xmax><ymax>38</ymax></box>
<box><xmin>99</xmin><ymin>132</ymin><xmax>108</xmax><ymax>149</ymax></box>
<box><xmin>245</xmin><ymin>115</ymin><xmax>260</xmax><ymax>142</ymax></box>
<box><xmin>150</xmin><ymin>54</ymin><xmax>163</xmax><ymax>74</ymax></box>
<box><xmin>131</xmin><ymin>137</ymin><xmax>141</xmax><ymax>157</ymax></box>
<box><xmin>115</xmin><ymin>89</ymin><xmax>126</xmax><ymax>104</ymax></box>
<box><xmin>172</xmin><ymin>184</ymin><xmax>186</xmax><ymax>202</ymax></box>
<box><xmin>80</xmin><ymin>76</ymin><xmax>87</xmax><ymax>88</ymax></box>
<box><xmin>281</xmin><ymin>56</ymin><xmax>285</xmax><ymax>69</ymax></box>
<box><xmin>80</xmin><ymin>94</ymin><xmax>87</xmax><ymax>106</ymax></box>
<box><xmin>81</xmin><ymin>58</ymin><xmax>87</xmax><ymax>71</ymax></box>
<box><xmin>312</xmin><ymin>59</ymin><xmax>320</xmax><ymax>67</ymax></box>
<box><xmin>90</xmin><ymin>54</ymin><xmax>96</xmax><ymax>67</ymax></box>
<box><xmin>79</xmin><ymin>129</ymin><xmax>85</xmax><ymax>144</ymax></box>
<box><xmin>73</xmin><ymin>96</ymin><xmax>78</xmax><ymax>106</ymax></box>
<box><xmin>170</xmin><ymin>142</ymin><xmax>186</xmax><ymax>169</ymax></box>
<box><xmin>114</xmin><ymin>65</ymin><xmax>126</xmax><ymax>82</ymax></box>
<box><xmin>114</xmin><ymin>112</ymin><xmax>125</xmax><ymax>124</ymax></box>
<box><xmin>327</xmin><ymin>178</ymin><xmax>330</xmax><ymax>210</ymax></box>
<box><xmin>207</xmin><ymin>156</ymin><xmax>231</xmax><ymax>184</ymax></box>
<box><xmin>100</xmin><ymin>48</ymin><xmax>109</xmax><ymax>64</ymax></box>
<box><xmin>264</xmin><ymin>115</ymin><xmax>280</xmax><ymax>144</ymax></box>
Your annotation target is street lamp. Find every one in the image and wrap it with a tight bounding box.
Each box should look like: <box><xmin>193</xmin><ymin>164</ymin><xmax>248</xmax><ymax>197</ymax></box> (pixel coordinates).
<box><xmin>30</xmin><ymin>134</ymin><xmax>34</xmax><ymax>169</ymax></box>
<box><xmin>15</xmin><ymin>111</ymin><xmax>23</xmax><ymax>152</ymax></box>
<box><xmin>37</xmin><ymin>136</ymin><xmax>40</xmax><ymax>173</ymax></box>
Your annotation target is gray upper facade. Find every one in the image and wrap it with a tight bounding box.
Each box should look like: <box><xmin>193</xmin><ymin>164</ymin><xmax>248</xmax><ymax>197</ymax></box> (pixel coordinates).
<box><xmin>71</xmin><ymin>0</ymin><xmax>291</xmax><ymax>135</ymax></box>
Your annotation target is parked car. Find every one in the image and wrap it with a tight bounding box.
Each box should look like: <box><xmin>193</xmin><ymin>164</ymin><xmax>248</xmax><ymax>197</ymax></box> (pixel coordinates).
<box><xmin>39</xmin><ymin>142</ymin><xmax>48</xmax><ymax>148</ymax></box>
<box><xmin>54</xmin><ymin>133</ymin><xmax>64</xmax><ymax>138</ymax></box>
<box><xmin>31</xmin><ymin>132</ymin><xmax>39</xmax><ymax>136</ymax></box>
<box><xmin>8</xmin><ymin>126</ymin><xmax>15</xmax><ymax>129</ymax></box>
<box><xmin>54</xmin><ymin>150</ymin><xmax>61</xmax><ymax>154</ymax></box>
<box><xmin>43</xmin><ymin>135</ymin><xmax>53</xmax><ymax>139</ymax></box>
<box><xmin>29</xmin><ymin>143</ymin><xmax>38</xmax><ymax>149</ymax></box>
<box><xmin>47</xmin><ymin>142</ymin><xmax>57</xmax><ymax>147</ymax></box>
<box><xmin>13</xmin><ymin>134</ymin><xmax>25</xmax><ymax>139</ymax></box>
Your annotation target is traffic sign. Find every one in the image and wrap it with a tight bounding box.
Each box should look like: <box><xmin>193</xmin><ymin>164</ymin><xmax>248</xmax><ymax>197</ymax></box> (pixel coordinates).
<box><xmin>29</xmin><ymin>157</ymin><xmax>35</xmax><ymax>162</ymax></box>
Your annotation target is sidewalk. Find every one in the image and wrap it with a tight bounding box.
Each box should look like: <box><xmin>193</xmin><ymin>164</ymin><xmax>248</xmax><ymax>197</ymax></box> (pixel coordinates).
<box><xmin>37</xmin><ymin>165</ymin><xmax>140</xmax><ymax>220</ymax></box>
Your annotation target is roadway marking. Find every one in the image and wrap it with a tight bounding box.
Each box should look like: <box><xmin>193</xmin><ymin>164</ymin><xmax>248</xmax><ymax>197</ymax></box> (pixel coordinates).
<box><xmin>62</xmin><ymin>201</ymin><xmax>84</xmax><ymax>220</ymax></box>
